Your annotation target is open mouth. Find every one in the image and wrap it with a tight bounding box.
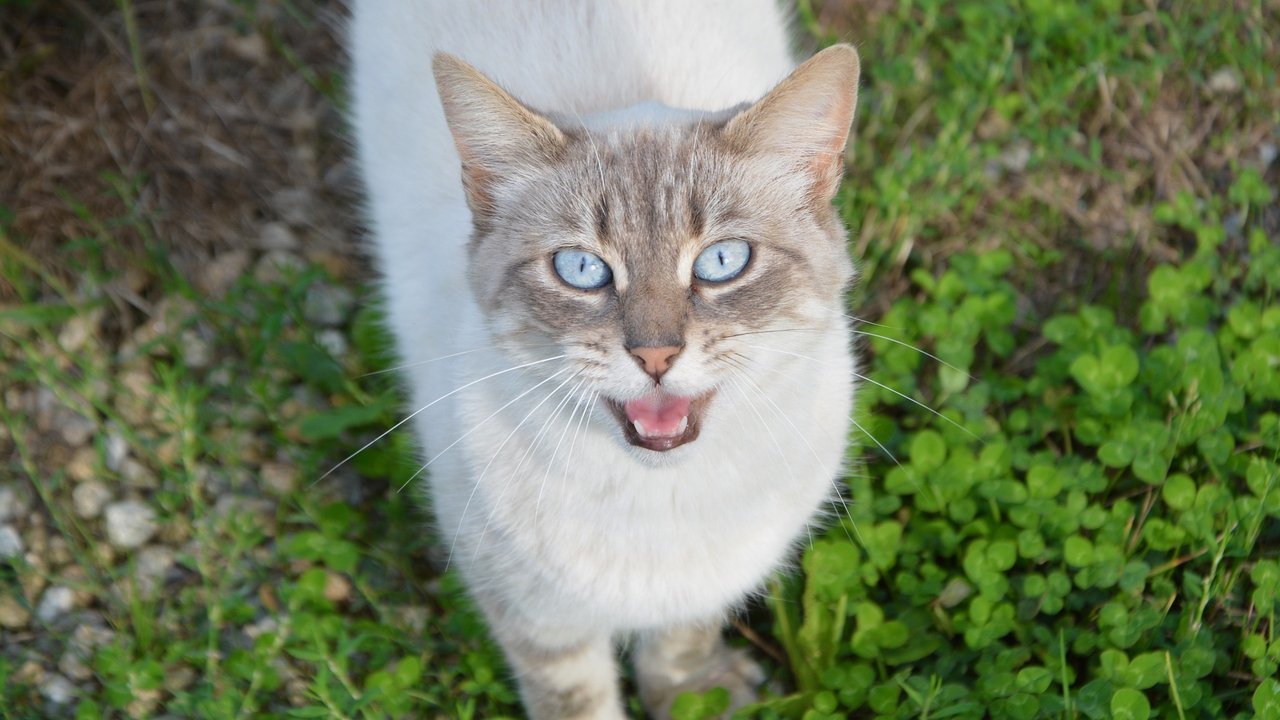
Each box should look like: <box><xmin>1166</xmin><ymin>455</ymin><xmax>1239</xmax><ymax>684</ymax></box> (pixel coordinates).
<box><xmin>605</xmin><ymin>390</ymin><xmax>714</xmax><ymax>452</ymax></box>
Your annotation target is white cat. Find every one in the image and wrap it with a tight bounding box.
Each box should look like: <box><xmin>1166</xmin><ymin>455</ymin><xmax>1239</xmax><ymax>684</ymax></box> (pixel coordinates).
<box><xmin>351</xmin><ymin>2</ymin><xmax>860</xmax><ymax>717</ymax></box>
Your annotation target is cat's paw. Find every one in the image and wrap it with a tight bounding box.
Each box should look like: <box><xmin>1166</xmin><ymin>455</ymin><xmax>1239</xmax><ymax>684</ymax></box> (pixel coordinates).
<box><xmin>637</xmin><ymin>643</ymin><xmax>765</xmax><ymax>720</ymax></box>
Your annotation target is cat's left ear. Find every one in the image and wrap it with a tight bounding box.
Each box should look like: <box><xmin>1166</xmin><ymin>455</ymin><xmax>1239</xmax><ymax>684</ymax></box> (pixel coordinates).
<box><xmin>723</xmin><ymin>44</ymin><xmax>860</xmax><ymax>206</ymax></box>
<box><xmin>432</xmin><ymin>53</ymin><xmax>566</xmax><ymax>219</ymax></box>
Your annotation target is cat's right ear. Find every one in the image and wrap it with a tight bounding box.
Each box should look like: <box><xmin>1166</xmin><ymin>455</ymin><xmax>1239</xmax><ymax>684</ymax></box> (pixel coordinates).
<box><xmin>432</xmin><ymin>54</ymin><xmax>566</xmax><ymax>219</ymax></box>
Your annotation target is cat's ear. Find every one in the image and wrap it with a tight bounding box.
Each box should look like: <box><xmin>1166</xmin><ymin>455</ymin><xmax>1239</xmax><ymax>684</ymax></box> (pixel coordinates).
<box><xmin>432</xmin><ymin>53</ymin><xmax>566</xmax><ymax>218</ymax></box>
<box><xmin>723</xmin><ymin>44</ymin><xmax>860</xmax><ymax>205</ymax></box>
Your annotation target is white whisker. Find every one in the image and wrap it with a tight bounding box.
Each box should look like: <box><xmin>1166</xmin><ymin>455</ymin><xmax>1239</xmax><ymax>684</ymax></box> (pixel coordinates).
<box><xmin>848</xmin><ymin>328</ymin><xmax>974</xmax><ymax>379</ymax></box>
<box><xmin>314</xmin><ymin>353</ymin><xmax>569</xmax><ymax>486</ymax></box>
<box><xmin>536</xmin><ymin>381</ymin><xmax>593</xmax><ymax>523</ymax></box>
<box><xmin>447</xmin><ymin>368</ymin><xmax>581</xmax><ymax>569</ymax></box>
<box><xmin>739</xmin><ymin>343</ymin><xmax>978</xmax><ymax>440</ymax></box>
<box><xmin>840</xmin><ymin>312</ymin><xmax>898</xmax><ymax>330</ymax></box>
<box><xmin>474</xmin><ymin>373</ymin><xmax>586</xmax><ymax>563</ymax></box>
<box><xmin>723</xmin><ymin>357</ymin><xmax>857</xmax><ymax>545</ymax></box>
<box><xmin>354</xmin><ymin>346</ymin><xmax>492</xmax><ymax>378</ymax></box>
<box><xmin>395</xmin><ymin>366</ymin><xmax>575</xmax><ymax>494</ymax></box>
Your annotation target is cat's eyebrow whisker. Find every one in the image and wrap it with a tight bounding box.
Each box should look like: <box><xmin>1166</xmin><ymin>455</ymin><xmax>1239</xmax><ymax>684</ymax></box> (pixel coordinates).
<box><xmin>395</xmin><ymin>366</ymin><xmax>576</xmax><ymax>494</ymax></box>
<box><xmin>315</xmin><ymin>353</ymin><xmax>568</xmax><ymax>486</ymax></box>
<box><xmin>739</xmin><ymin>343</ymin><xmax>979</xmax><ymax>441</ymax></box>
<box><xmin>448</xmin><ymin>368</ymin><xmax>582</xmax><ymax>569</ymax></box>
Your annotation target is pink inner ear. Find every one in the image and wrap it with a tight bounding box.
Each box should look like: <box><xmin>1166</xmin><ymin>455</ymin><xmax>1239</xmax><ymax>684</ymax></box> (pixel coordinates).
<box><xmin>624</xmin><ymin>393</ymin><xmax>692</xmax><ymax>435</ymax></box>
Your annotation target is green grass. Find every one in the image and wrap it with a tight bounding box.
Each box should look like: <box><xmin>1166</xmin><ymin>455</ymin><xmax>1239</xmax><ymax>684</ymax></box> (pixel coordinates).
<box><xmin>1</xmin><ymin>0</ymin><xmax>1278</xmax><ymax>718</ymax></box>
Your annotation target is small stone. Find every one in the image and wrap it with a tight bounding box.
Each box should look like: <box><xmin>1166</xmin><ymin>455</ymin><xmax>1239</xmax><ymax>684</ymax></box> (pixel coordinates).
<box><xmin>226</xmin><ymin>30</ymin><xmax>268</xmax><ymax>64</ymax></box>
<box><xmin>104</xmin><ymin>432</ymin><xmax>129</xmax><ymax>472</ymax></box>
<box><xmin>39</xmin><ymin>673</ymin><xmax>75</xmax><ymax>705</ymax></box>
<box><xmin>48</xmin><ymin>536</ymin><xmax>72</xmax><ymax>567</ymax></box>
<box><xmin>181</xmin><ymin>330</ymin><xmax>213</xmax><ymax>369</ymax></box>
<box><xmin>316</xmin><ymin>329</ymin><xmax>349</xmax><ymax>358</ymax></box>
<box><xmin>70</xmin><ymin>620</ymin><xmax>116</xmax><ymax>655</ymax></box>
<box><xmin>1208</xmin><ymin>67</ymin><xmax>1241</xmax><ymax>95</ymax></box>
<box><xmin>164</xmin><ymin>665</ymin><xmax>196</xmax><ymax>694</ymax></box>
<box><xmin>254</xmin><ymin>250</ymin><xmax>306</xmax><ymax>284</ymax></box>
<box><xmin>323</xmin><ymin>160</ymin><xmax>355</xmax><ymax>194</ymax></box>
<box><xmin>303</xmin><ymin>283</ymin><xmax>356</xmax><ymax>327</ymax></box>
<box><xmin>258</xmin><ymin>221</ymin><xmax>300</xmax><ymax>251</ymax></box>
<box><xmin>66</xmin><ymin>447</ymin><xmax>97</xmax><ymax>483</ymax></box>
<box><xmin>120</xmin><ymin>458</ymin><xmax>159</xmax><ymax>489</ymax></box>
<box><xmin>243</xmin><ymin>615</ymin><xmax>279</xmax><ymax>640</ymax></box>
<box><xmin>1261</xmin><ymin>142</ymin><xmax>1278</xmax><ymax>169</ymax></box>
<box><xmin>126</xmin><ymin>688</ymin><xmax>162</xmax><ymax>718</ymax></box>
<box><xmin>115</xmin><ymin>368</ymin><xmax>155</xmax><ymax>426</ymax></box>
<box><xmin>72</xmin><ymin>481</ymin><xmax>112</xmax><ymax>519</ymax></box>
<box><xmin>14</xmin><ymin>660</ymin><xmax>44</xmax><ymax>685</ymax></box>
<box><xmin>996</xmin><ymin>140</ymin><xmax>1031</xmax><ymax>174</ymax></box>
<box><xmin>57</xmin><ymin>308</ymin><xmax>102</xmax><ymax>354</ymax></box>
<box><xmin>199</xmin><ymin>250</ymin><xmax>253</xmax><ymax>298</ymax></box>
<box><xmin>134</xmin><ymin>546</ymin><xmax>176</xmax><ymax>596</ymax></box>
<box><xmin>58</xmin><ymin>650</ymin><xmax>93</xmax><ymax>681</ymax></box>
<box><xmin>0</xmin><ymin>482</ymin><xmax>30</xmax><ymax>521</ymax></box>
<box><xmin>0</xmin><ymin>524</ymin><xmax>23</xmax><ymax>558</ymax></box>
<box><xmin>59</xmin><ymin>411</ymin><xmax>96</xmax><ymax>447</ymax></box>
<box><xmin>35</xmin><ymin>586</ymin><xmax>76</xmax><ymax>623</ymax></box>
<box><xmin>0</xmin><ymin>595</ymin><xmax>30</xmax><ymax>628</ymax></box>
<box><xmin>104</xmin><ymin>500</ymin><xmax>158</xmax><ymax>549</ymax></box>
<box><xmin>323</xmin><ymin>571</ymin><xmax>351</xmax><ymax>603</ymax></box>
<box><xmin>271</xmin><ymin>187</ymin><xmax>316</xmax><ymax>226</ymax></box>
<box><xmin>391</xmin><ymin>605</ymin><xmax>430</xmax><ymax>635</ymax></box>
<box><xmin>260</xmin><ymin>461</ymin><xmax>297</xmax><ymax>495</ymax></box>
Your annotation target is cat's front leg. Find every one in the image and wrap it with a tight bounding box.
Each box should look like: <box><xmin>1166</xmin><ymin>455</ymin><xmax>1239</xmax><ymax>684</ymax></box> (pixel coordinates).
<box><xmin>634</xmin><ymin>623</ymin><xmax>765</xmax><ymax>719</ymax></box>
<box><xmin>484</xmin><ymin>611</ymin><xmax>626</xmax><ymax>720</ymax></box>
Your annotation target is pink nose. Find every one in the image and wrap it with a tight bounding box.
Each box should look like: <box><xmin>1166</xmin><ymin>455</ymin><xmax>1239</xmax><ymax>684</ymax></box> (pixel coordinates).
<box><xmin>629</xmin><ymin>346</ymin><xmax>681</xmax><ymax>381</ymax></box>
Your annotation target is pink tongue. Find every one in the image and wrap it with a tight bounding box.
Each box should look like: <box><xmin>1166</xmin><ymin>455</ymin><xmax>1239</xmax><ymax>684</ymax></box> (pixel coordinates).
<box><xmin>624</xmin><ymin>393</ymin><xmax>692</xmax><ymax>435</ymax></box>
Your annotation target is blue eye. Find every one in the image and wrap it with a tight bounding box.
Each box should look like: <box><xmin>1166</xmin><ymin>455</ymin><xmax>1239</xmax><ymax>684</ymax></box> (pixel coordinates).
<box><xmin>693</xmin><ymin>240</ymin><xmax>751</xmax><ymax>283</ymax></box>
<box><xmin>553</xmin><ymin>249</ymin><xmax>613</xmax><ymax>289</ymax></box>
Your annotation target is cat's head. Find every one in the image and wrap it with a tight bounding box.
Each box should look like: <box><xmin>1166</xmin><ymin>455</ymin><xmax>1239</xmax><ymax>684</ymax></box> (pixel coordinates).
<box><xmin>433</xmin><ymin>47</ymin><xmax>859</xmax><ymax>456</ymax></box>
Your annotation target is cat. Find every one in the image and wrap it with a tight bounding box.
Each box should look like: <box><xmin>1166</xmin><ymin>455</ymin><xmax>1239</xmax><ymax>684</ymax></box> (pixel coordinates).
<box><xmin>351</xmin><ymin>2</ymin><xmax>860</xmax><ymax>717</ymax></box>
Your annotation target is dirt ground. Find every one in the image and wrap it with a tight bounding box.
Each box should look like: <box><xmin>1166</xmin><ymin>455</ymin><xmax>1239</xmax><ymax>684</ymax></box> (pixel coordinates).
<box><xmin>1</xmin><ymin>0</ymin><xmax>359</xmax><ymax>304</ymax></box>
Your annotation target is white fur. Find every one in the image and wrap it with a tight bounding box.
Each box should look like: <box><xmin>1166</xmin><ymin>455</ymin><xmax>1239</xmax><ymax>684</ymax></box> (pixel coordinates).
<box><xmin>352</xmin><ymin>0</ymin><xmax>854</xmax><ymax>667</ymax></box>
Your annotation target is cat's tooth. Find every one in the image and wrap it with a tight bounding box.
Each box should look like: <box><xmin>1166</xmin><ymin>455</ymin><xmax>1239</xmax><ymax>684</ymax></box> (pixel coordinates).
<box><xmin>676</xmin><ymin>416</ymin><xmax>689</xmax><ymax>435</ymax></box>
<box><xmin>633</xmin><ymin>420</ymin><xmax>648</xmax><ymax>437</ymax></box>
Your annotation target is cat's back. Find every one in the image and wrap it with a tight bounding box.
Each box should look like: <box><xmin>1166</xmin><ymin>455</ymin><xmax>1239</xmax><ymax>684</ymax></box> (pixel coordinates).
<box><xmin>353</xmin><ymin>1</ymin><xmax>796</xmax><ymax>118</ymax></box>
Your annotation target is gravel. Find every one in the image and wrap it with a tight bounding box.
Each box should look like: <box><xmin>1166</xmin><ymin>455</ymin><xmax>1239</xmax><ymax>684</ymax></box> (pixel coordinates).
<box><xmin>133</xmin><ymin>545</ymin><xmax>176</xmax><ymax>596</ymax></box>
<box><xmin>103</xmin><ymin>500</ymin><xmax>159</xmax><ymax>549</ymax></box>
<box><xmin>1207</xmin><ymin>67</ymin><xmax>1242</xmax><ymax>95</ymax></box>
<box><xmin>38</xmin><ymin>673</ymin><xmax>75</xmax><ymax>705</ymax></box>
<box><xmin>0</xmin><ymin>595</ymin><xmax>31</xmax><ymax>628</ymax></box>
<box><xmin>303</xmin><ymin>283</ymin><xmax>356</xmax><ymax>327</ymax></box>
<box><xmin>103</xmin><ymin>432</ymin><xmax>129</xmax><ymax>472</ymax></box>
<box><xmin>0</xmin><ymin>482</ymin><xmax>32</xmax><ymax>521</ymax></box>
<box><xmin>0</xmin><ymin>524</ymin><xmax>24</xmax><ymax>558</ymax></box>
<box><xmin>35</xmin><ymin>586</ymin><xmax>76</xmax><ymax>624</ymax></box>
<box><xmin>72</xmin><ymin>481</ymin><xmax>112</xmax><ymax>519</ymax></box>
